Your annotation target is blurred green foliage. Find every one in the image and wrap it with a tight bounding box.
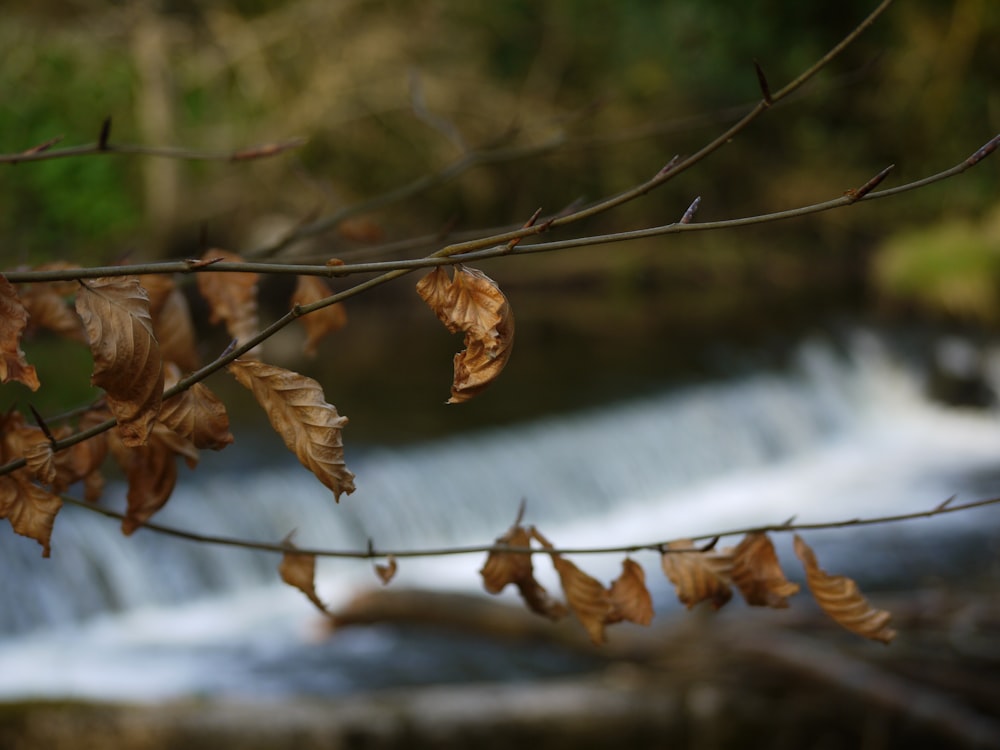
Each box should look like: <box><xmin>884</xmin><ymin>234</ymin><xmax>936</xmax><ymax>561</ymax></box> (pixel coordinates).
<box><xmin>0</xmin><ymin>22</ymin><xmax>140</xmax><ymax>264</ymax></box>
<box><xmin>873</xmin><ymin>207</ymin><xmax>1000</xmax><ymax>322</ymax></box>
<box><xmin>1</xmin><ymin>0</ymin><xmax>997</xmax><ymax>301</ymax></box>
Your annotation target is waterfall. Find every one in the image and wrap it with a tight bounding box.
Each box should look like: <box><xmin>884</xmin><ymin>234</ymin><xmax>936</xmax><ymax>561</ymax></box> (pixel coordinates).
<box><xmin>0</xmin><ymin>335</ymin><xmax>1000</xmax><ymax>635</ymax></box>
<box><xmin>2</xmin><ymin>330</ymin><xmax>1000</xmax><ymax>699</ymax></box>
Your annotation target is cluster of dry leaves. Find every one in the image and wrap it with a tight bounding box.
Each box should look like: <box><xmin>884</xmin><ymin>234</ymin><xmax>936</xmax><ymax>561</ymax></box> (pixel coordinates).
<box><xmin>280</xmin><ymin>516</ymin><xmax>895</xmax><ymax>645</ymax></box>
<box><xmin>2</xmin><ymin>254</ymin><xmax>892</xmax><ymax>645</ymax></box>
<box><xmin>480</xmin><ymin>522</ymin><xmax>896</xmax><ymax>644</ymax></box>
<box><xmin>1</xmin><ymin>254</ymin><xmax>511</xmax><ymax>555</ymax></box>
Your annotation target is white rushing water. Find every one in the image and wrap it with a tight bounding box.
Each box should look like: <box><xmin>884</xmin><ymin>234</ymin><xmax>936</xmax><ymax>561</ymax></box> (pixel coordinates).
<box><xmin>2</xmin><ymin>330</ymin><xmax>1000</xmax><ymax>700</ymax></box>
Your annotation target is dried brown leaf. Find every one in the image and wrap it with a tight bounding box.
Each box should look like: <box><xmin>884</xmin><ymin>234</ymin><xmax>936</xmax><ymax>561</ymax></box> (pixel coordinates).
<box><xmin>160</xmin><ymin>362</ymin><xmax>234</xmax><ymax>450</ymax></box>
<box><xmin>732</xmin><ymin>532</ymin><xmax>800</xmax><ymax>608</ymax></box>
<box><xmin>75</xmin><ymin>276</ymin><xmax>163</xmax><ymax>447</ymax></box>
<box><xmin>138</xmin><ymin>273</ymin><xmax>176</xmax><ymax>317</ymax></box>
<box><xmin>553</xmin><ymin>556</ymin><xmax>613</xmax><ymax>644</ymax></box>
<box><xmin>279</xmin><ymin>534</ymin><xmax>329</xmax><ymax>614</ymax></box>
<box><xmin>661</xmin><ymin>540</ymin><xmax>734</xmax><ymax>610</ymax></box>
<box><xmin>416</xmin><ymin>266</ymin><xmax>514</xmax><ymax>403</ymax></box>
<box><xmin>0</xmin><ymin>275</ymin><xmax>40</xmax><ymax>391</ymax></box>
<box><xmin>0</xmin><ymin>412</ymin><xmax>49</xmax><ymax>478</ymax></box>
<box><xmin>0</xmin><ymin>473</ymin><xmax>62</xmax><ymax>557</ymax></box>
<box><xmin>608</xmin><ymin>558</ymin><xmax>655</xmax><ymax>626</ymax></box>
<box><xmin>479</xmin><ymin>524</ymin><xmax>567</xmax><ymax>621</ymax></box>
<box><xmin>142</xmin><ymin>276</ymin><xmax>199</xmax><ymax>371</ymax></box>
<box><xmin>227</xmin><ymin>359</ymin><xmax>355</xmax><ymax>501</ymax></box>
<box><xmin>53</xmin><ymin>409</ymin><xmax>110</xmax><ymax>500</ymax></box>
<box><xmin>23</xmin><ymin>439</ymin><xmax>56</xmax><ymax>486</ymax></box>
<box><xmin>196</xmin><ymin>249</ymin><xmax>260</xmax><ymax>356</ymax></box>
<box><xmin>533</xmin><ymin>527</ymin><xmax>614</xmax><ymax>644</ymax></box>
<box><xmin>109</xmin><ymin>421</ymin><xmax>198</xmax><ymax>535</ymax></box>
<box><xmin>0</xmin><ymin>410</ymin><xmax>96</xmax><ymax>497</ymax></box>
<box><xmin>292</xmin><ymin>275</ymin><xmax>347</xmax><ymax>357</ymax></box>
<box><xmin>374</xmin><ymin>555</ymin><xmax>398</xmax><ymax>586</ymax></box>
<box><xmin>794</xmin><ymin>535</ymin><xmax>896</xmax><ymax>643</ymax></box>
<box><xmin>481</xmin><ymin>524</ymin><xmax>533</xmax><ymax>593</ymax></box>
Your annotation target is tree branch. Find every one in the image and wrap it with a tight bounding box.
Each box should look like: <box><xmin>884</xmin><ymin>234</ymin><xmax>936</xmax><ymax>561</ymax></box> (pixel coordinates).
<box><xmin>56</xmin><ymin>493</ymin><xmax>1000</xmax><ymax>561</ymax></box>
<box><xmin>0</xmin><ymin>133</ymin><xmax>306</xmax><ymax>165</ymax></box>
<box><xmin>6</xmin><ymin>132</ymin><xmax>995</xmax><ymax>288</ymax></box>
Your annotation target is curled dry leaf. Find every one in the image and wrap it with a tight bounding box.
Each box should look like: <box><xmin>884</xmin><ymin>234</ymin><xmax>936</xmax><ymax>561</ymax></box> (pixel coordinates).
<box><xmin>142</xmin><ymin>275</ymin><xmax>199</xmax><ymax>371</ymax></box>
<box><xmin>480</xmin><ymin>524</ymin><xmax>567</xmax><ymax>621</ymax></box>
<box><xmin>661</xmin><ymin>540</ymin><xmax>734</xmax><ymax>610</ymax></box>
<box><xmin>109</xmin><ymin>422</ymin><xmax>198</xmax><ymax>535</ymax></box>
<box><xmin>1</xmin><ymin>412</ymin><xmax>50</xmax><ymax>482</ymax></box>
<box><xmin>416</xmin><ymin>266</ymin><xmax>514</xmax><ymax>403</ymax></box>
<box><xmin>794</xmin><ymin>535</ymin><xmax>896</xmax><ymax>644</ymax></box>
<box><xmin>291</xmin><ymin>275</ymin><xmax>347</xmax><ymax>357</ymax></box>
<box><xmin>0</xmin><ymin>411</ymin><xmax>62</xmax><ymax>555</ymax></box>
<box><xmin>533</xmin><ymin>527</ymin><xmax>615</xmax><ymax>645</ymax></box>
<box><xmin>75</xmin><ymin>276</ymin><xmax>163</xmax><ymax>447</ymax></box>
<box><xmin>23</xmin><ymin>439</ymin><xmax>56</xmax><ymax>487</ymax></box>
<box><xmin>0</xmin><ymin>275</ymin><xmax>40</xmax><ymax>391</ymax></box>
<box><xmin>160</xmin><ymin>362</ymin><xmax>234</xmax><ymax>451</ymax></box>
<box><xmin>196</xmin><ymin>249</ymin><xmax>260</xmax><ymax>357</ymax></box>
<box><xmin>732</xmin><ymin>532</ymin><xmax>800</xmax><ymax>608</ymax></box>
<box><xmin>374</xmin><ymin>555</ymin><xmax>398</xmax><ymax>586</ymax></box>
<box><xmin>53</xmin><ymin>408</ymin><xmax>111</xmax><ymax>502</ymax></box>
<box><xmin>0</xmin><ymin>474</ymin><xmax>62</xmax><ymax>557</ymax></box>
<box><xmin>608</xmin><ymin>558</ymin><xmax>655</xmax><ymax>626</ymax></box>
<box><xmin>532</xmin><ymin>533</ymin><xmax>656</xmax><ymax>642</ymax></box>
<box><xmin>279</xmin><ymin>534</ymin><xmax>330</xmax><ymax>615</ymax></box>
<box><xmin>551</xmin><ymin>559</ymin><xmax>612</xmax><ymax>644</ymax></box>
<box><xmin>227</xmin><ymin>359</ymin><xmax>355</xmax><ymax>501</ymax></box>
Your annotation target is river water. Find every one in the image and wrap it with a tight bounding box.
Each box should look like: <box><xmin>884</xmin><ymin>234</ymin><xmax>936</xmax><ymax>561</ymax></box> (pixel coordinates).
<box><xmin>2</xmin><ymin>328</ymin><xmax>1000</xmax><ymax>700</ymax></box>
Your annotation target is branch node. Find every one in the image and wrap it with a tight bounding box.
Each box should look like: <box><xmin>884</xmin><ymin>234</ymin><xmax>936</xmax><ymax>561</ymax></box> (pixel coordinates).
<box><xmin>98</xmin><ymin>116</ymin><xmax>112</xmax><ymax>151</ymax></box>
<box><xmin>219</xmin><ymin>339</ymin><xmax>239</xmax><ymax>361</ymax></box>
<box><xmin>504</xmin><ymin>207</ymin><xmax>545</xmax><ymax>252</ymax></box>
<box><xmin>698</xmin><ymin>536</ymin><xmax>720</xmax><ymax>552</ymax></box>
<box><xmin>657</xmin><ymin>155</ymin><xmax>681</xmax><ymax>177</ymax></box>
<box><xmin>846</xmin><ymin>164</ymin><xmax>894</xmax><ymax>203</ymax></box>
<box><xmin>680</xmin><ymin>196</ymin><xmax>702</xmax><ymax>224</ymax></box>
<box><xmin>29</xmin><ymin>405</ymin><xmax>57</xmax><ymax>447</ymax></box>
<box><xmin>21</xmin><ymin>135</ymin><xmax>65</xmax><ymax>159</ymax></box>
<box><xmin>185</xmin><ymin>256</ymin><xmax>224</xmax><ymax>270</ymax></box>
<box><xmin>514</xmin><ymin>497</ymin><xmax>527</xmax><ymax>527</ymax></box>
<box><xmin>753</xmin><ymin>60</ymin><xmax>773</xmax><ymax>105</ymax></box>
<box><xmin>935</xmin><ymin>495</ymin><xmax>957</xmax><ymax>512</ymax></box>
<box><xmin>326</xmin><ymin>258</ymin><xmax>347</xmax><ymax>277</ymax></box>
<box><xmin>966</xmin><ymin>133</ymin><xmax>999</xmax><ymax>167</ymax></box>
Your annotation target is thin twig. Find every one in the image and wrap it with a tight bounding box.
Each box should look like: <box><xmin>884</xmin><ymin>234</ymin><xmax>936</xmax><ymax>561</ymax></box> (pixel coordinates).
<box><xmin>248</xmin><ymin>1</ymin><xmax>892</xmax><ymax>261</ymax></box>
<box><xmin>249</xmin><ymin>134</ymin><xmax>567</xmax><ymax>258</ymax></box>
<box><xmin>56</xmin><ymin>493</ymin><xmax>1000</xmax><ymax>560</ymax></box>
<box><xmin>7</xmin><ymin>134</ymin><xmax>993</xmax><ymax>286</ymax></box>
<box><xmin>0</xmin><ymin>136</ymin><xmax>307</xmax><ymax>165</ymax></box>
